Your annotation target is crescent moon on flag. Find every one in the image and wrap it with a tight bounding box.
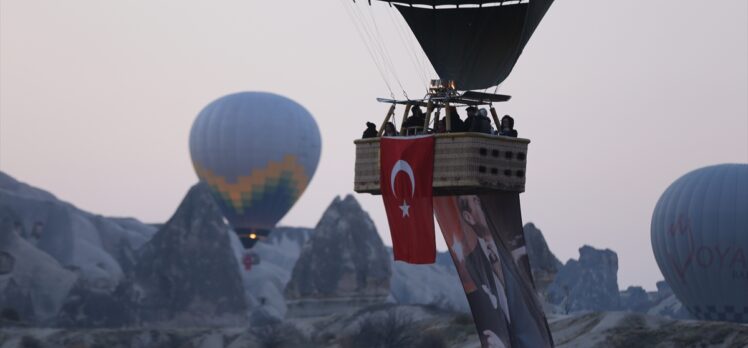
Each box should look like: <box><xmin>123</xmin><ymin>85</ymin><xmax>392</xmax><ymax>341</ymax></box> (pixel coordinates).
<box><xmin>390</xmin><ymin>160</ymin><xmax>416</xmax><ymax>198</ymax></box>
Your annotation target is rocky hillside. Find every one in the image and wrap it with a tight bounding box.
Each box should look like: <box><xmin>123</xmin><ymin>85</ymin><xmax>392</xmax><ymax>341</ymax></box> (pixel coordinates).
<box><xmin>0</xmin><ymin>172</ymin><xmax>155</xmax><ymax>326</ymax></box>
<box><xmin>0</xmin><ymin>170</ymin><xmax>698</xmax><ymax>333</ymax></box>
<box><xmin>0</xmin><ymin>173</ymin><xmax>469</xmax><ymax>328</ymax></box>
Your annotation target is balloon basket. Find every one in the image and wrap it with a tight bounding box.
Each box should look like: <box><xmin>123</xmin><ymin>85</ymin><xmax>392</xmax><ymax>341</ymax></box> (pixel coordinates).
<box><xmin>354</xmin><ymin>133</ymin><xmax>529</xmax><ymax>196</ymax></box>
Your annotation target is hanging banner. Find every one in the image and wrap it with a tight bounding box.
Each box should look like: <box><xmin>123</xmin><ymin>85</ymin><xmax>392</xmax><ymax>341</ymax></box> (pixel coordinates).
<box><xmin>434</xmin><ymin>194</ymin><xmax>553</xmax><ymax>348</ymax></box>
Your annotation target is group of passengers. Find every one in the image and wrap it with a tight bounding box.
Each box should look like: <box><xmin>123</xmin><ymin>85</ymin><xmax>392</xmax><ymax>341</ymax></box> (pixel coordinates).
<box><xmin>361</xmin><ymin>106</ymin><xmax>518</xmax><ymax>139</ymax></box>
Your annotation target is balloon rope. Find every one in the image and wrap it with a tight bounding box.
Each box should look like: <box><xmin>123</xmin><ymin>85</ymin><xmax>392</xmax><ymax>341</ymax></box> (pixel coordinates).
<box><xmin>339</xmin><ymin>0</ymin><xmax>394</xmax><ymax>97</ymax></box>
<box><xmin>358</xmin><ymin>3</ymin><xmax>407</xmax><ymax>98</ymax></box>
<box><xmin>386</xmin><ymin>7</ymin><xmax>430</xmax><ymax>92</ymax></box>
<box><xmin>350</xmin><ymin>2</ymin><xmax>396</xmax><ymax>97</ymax></box>
<box><xmin>395</xmin><ymin>6</ymin><xmax>436</xmax><ymax>88</ymax></box>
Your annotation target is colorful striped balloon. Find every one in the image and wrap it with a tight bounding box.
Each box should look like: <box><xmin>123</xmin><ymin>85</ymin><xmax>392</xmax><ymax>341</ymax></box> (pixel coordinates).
<box><xmin>189</xmin><ymin>92</ymin><xmax>321</xmax><ymax>248</ymax></box>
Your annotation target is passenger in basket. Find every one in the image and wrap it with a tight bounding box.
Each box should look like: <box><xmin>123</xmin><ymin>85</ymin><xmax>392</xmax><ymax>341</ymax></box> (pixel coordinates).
<box><xmin>383</xmin><ymin>122</ymin><xmax>399</xmax><ymax>136</ymax></box>
<box><xmin>470</xmin><ymin>109</ymin><xmax>492</xmax><ymax>134</ymax></box>
<box><xmin>499</xmin><ymin>115</ymin><xmax>518</xmax><ymax>137</ymax></box>
<box><xmin>402</xmin><ymin>106</ymin><xmax>425</xmax><ymax>135</ymax></box>
<box><xmin>447</xmin><ymin>106</ymin><xmax>465</xmax><ymax>132</ymax></box>
<box><xmin>463</xmin><ymin>106</ymin><xmax>478</xmax><ymax>132</ymax></box>
<box><xmin>362</xmin><ymin>122</ymin><xmax>378</xmax><ymax>139</ymax></box>
<box><xmin>436</xmin><ymin>118</ymin><xmax>447</xmax><ymax>133</ymax></box>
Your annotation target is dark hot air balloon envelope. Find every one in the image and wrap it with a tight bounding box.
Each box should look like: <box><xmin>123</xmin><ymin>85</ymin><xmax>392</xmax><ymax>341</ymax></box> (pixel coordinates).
<box><xmin>378</xmin><ymin>0</ymin><xmax>554</xmax><ymax>90</ymax></box>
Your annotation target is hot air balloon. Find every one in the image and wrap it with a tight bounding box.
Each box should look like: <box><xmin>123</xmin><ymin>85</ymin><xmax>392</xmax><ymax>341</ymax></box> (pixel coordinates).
<box><xmin>350</xmin><ymin>2</ymin><xmax>557</xmax><ymax>346</ymax></box>
<box><xmin>353</xmin><ymin>0</ymin><xmax>554</xmax><ymax>196</ymax></box>
<box><xmin>651</xmin><ymin>164</ymin><xmax>748</xmax><ymax>323</ymax></box>
<box><xmin>189</xmin><ymin>92</ymin><xmax>321</xmax><ymax>249</ymax></box>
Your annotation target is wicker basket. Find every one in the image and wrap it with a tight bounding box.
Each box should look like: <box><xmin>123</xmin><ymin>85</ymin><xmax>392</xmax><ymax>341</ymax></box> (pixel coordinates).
<box><xmin>354</xmin><ymin>133</ymin><xmax>529</xmax><ymax>196</ymax></box>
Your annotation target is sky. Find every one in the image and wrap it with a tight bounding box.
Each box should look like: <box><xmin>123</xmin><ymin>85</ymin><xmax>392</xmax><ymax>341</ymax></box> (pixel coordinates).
<box><xmin>1</xmin><ymin>0</ymin><xmax>746</xmax><ymax>290</ymax></box>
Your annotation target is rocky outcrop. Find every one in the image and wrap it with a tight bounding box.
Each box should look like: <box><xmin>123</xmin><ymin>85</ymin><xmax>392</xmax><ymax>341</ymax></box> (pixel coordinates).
<box><xmin>128</xmin><ymin>183</ymin><xmax>248</xmax><ymax>325</ymax></box>
<box><xmin>0</xmin><ymin>207</ymin><xmax>77</xmax><ymax>324</ymax></box>
<box><xmin>619</xmin><ymin>286</ymin><xmax>651</xmax><ymax>313</ymax></box>
<box><xmin>524</xmin><ymin>223</ymin><xmax>563</xmax><ymax>293</ymax></box>
<box><xmin>547</xmin><ymin>245</ymin><xmax>621</xmax><ymax>313</ymax></box>
<box><xmin>285</xmin><ymin>195</ymin><xmax>391</xmax><ymax>317</ymax></box>
<box><xmin>0</xmin><ymin>172</ymin><xmax>155</xmax><ymax>292</ymax></box>
<box><xmin>0</xmin><ymin>171</ymin><xmax>706</xmax><ymax>328</ymax></box>
<box><xmin>516</xmin><ymin>225</ymin><xmax>694</xmax><ymax>321</ymax></box>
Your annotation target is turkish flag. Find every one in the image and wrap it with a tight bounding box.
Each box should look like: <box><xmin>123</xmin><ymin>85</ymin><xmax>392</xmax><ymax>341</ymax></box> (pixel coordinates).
<box><xmin>380</xmin><ymin>135</ymin><xmax>436</xmax><ymax>264</ymax></box>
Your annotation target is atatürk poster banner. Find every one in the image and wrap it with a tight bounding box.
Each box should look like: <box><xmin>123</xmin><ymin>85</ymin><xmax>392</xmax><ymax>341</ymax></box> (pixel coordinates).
<box><xmin>434</xmin><ymin>194</ymin><xmax>553</xmax><ymax>348</ymax></box>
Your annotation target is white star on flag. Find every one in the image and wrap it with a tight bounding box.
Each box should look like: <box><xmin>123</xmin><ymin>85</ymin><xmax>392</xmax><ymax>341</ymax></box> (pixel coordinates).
<box><xmin>399</xmin><ymin>200</ymin><xmax>410</xmax><ymax>217</ymax></box>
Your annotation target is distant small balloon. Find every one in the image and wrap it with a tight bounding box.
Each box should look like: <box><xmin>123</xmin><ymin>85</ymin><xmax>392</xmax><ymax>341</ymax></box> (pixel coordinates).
<box><xmin>651</xmin><ymin>164</ymin><xmax>748</xmax><ymax>323</ymax></box>
<box><xmin>189</xmin><ymin>92</ymin><xmax>321</xmax><ymax>248</ymax></box>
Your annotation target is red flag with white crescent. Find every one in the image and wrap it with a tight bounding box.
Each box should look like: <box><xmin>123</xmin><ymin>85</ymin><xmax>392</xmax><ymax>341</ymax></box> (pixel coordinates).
<box><xmin>380</xmin><ymin>135</ymin><xmax>436</xmax><ymax>264</ymax></box>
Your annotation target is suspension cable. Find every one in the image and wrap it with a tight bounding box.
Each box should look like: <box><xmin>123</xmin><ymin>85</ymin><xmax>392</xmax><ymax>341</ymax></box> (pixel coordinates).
<box><xmin>339</xmin><ymin>0</ymin><xmax>394</xmax><ymax>97</ymax></box>
<box><xmin>386</xmin><ymin>7</ymin><xmax>430</xmax><ymax>91</ymax></box>
<box><xmin>356</xmin><ymin>2</ymin><xmax>407</xmax><ymax>98</ymax></box>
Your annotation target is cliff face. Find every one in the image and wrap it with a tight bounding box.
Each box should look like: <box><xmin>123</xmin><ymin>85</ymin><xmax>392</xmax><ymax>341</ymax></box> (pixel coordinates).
<box><xmin>128</xmin><ymin>183</ymin><xmax>248</xmax><ymax>325</ymax></box>
<box><xmin>285</xmin><ymin>195</ymin><xmax>391</xmax><ymax>317</ymax></box>
<box><xmin>524</xmin><ymin>223</ymin><xmax>562</xmax><ymax>293</ymax></box>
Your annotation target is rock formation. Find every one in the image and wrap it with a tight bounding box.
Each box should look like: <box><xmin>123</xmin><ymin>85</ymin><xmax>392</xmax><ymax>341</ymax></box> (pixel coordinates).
<box><xmin>524</xmin><ymin>223</ymin><xmax>563</xmax><ymax>293</ymax></box>
<box><xmin>619</xmin><ymin>286</ymin><xmax>652</xmax><ymax>313</ymax></box>
<box><xmin>128</xmin><ymin>183</ymin><xmax>248</xmax><ymax>325</ymax></box>
<box><xmin>0</xmin><ymin>172</ymin><xmax>154</xmax><ymax>294</ymax></box>
<box><xmin>285</xmin><ymin>195</ymin><xmax>391</xmax><ymax>317</ymax></box>
<box><xmin>546</xmin><ymin>245</ymin><xmax>621</xmax><ymax>313</ymax></box>
<box><xmin>0</xmin><ymin>206</ymin><xmax>77</xmax><ymax>324</ymax></box>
